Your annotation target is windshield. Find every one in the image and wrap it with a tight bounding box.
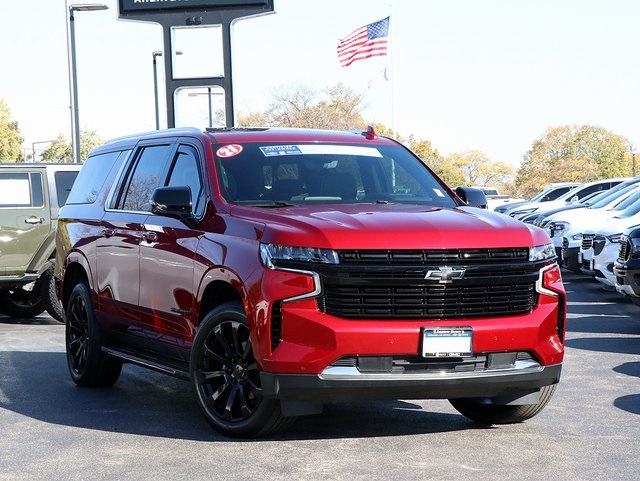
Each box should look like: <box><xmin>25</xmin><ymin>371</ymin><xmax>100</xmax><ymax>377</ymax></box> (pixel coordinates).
<box><xmin>616</xmin><ymin>194</ymin><xmax>640</xmax><ymax>219</ymax></box>
<box><xmin>589</xmin><ymin>184</ymin><xmax>637</xmax><ymax>209</ymax></box>
<box><xmin>215</xmin><ymin>142</ymin><xmax>457</xmax><ymax>208</ymax></box>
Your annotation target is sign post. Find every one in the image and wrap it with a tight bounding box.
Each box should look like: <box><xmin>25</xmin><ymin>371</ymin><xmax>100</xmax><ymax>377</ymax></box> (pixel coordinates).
<box><xmin>118</xmin><ymin>0</ymin><xmax>275</xmax><ymax>128</ymax></box>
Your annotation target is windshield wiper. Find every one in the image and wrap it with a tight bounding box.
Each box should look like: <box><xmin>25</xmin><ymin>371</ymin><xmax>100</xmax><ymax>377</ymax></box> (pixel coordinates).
<box><xmin>252</xmin><ymin>201</ymin><xmax>295</xmax><ymax>208</ymax></box>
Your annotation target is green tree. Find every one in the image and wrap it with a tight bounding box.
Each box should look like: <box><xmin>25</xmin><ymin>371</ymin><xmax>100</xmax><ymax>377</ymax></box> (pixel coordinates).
<box><xmin>40</xmin><ymin>130</ymin><xmax>104</xmax><ymax>162</ymax></box>
<box><xmin>0</xmin><ymin>99</ymin><xmax>24</xmax><ymax>162</ymax></box>
<box><xmin>515</xmin><ymin>125</ymin><xmax>631</xmax><ymax>198</ymax></box>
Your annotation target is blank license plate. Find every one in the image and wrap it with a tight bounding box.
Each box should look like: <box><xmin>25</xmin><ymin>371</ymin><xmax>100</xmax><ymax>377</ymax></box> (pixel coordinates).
<box><xmin>422</xmin><ymin>328</ymin><xmax>472</xmax><ymax>357</ymax></box>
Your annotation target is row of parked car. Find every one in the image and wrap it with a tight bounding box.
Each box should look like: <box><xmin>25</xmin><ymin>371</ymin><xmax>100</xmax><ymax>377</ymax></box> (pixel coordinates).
<box><xmin>494</xmin><ymin>178</ymin><xmax>640</xmax><ymax>306</ymax></box>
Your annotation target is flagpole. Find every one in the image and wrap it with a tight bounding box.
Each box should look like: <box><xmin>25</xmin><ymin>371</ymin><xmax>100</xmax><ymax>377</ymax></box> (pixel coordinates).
<box><xmin>389</xmin><ymin>4</ymin><xmax>396</xmax><ymax>139</ymax></box>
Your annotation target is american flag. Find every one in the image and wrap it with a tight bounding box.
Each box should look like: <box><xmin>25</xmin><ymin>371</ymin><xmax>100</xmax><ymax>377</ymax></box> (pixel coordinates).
<box><xmin>337</xmin><ymin>17</ymin><xmax>389</xmax><ymax>68</ymax></box>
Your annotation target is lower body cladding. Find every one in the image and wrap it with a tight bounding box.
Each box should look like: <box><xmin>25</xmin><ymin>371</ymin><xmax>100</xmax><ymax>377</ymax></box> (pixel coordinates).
<box><xmin>614</xmin><ymin>262</ymin><xmax>640</xmax><ymax>300</ymax></box>
<box><xmin>261</xmin><ymin>359</ymin><xmax>562</xmax><ymax>415</ymax></box>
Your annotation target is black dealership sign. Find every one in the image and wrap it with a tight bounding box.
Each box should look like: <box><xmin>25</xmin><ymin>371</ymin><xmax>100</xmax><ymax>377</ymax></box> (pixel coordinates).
<box><xmin>119</xmin><ymin>0</ymin><xmax>269</xmax><ymax>13</ymax></box>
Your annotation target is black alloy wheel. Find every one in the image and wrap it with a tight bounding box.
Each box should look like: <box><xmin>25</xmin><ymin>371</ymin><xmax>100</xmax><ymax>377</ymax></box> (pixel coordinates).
<box><xmin>66</xmin><ymin>289</ymin><xmax>90</xmax><ymax>377</ymax></box>
<box><xmin>0</xmin><ymin>285</ymin><xmax>46</xmax><ymax>319</ymax></box>
<box><xmin>196</xmin><ymin>319</ymin><xmax>262</xmax><ymax>421</ymax></box>
<box><xmin>65</xmin><ymin>283</ymin><xmax>121</xmax><ymax>387</ymax></box>
<box><xmin>191</xmin><ymin>302</ymin><xmax>293</xmax><ymax>437</ymax></box>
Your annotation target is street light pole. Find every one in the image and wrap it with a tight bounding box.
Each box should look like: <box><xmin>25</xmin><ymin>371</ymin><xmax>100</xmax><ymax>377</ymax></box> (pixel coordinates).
<box><xmin>67</xmin><ymin>3</ymin><xmax>108</xmax><ymax>163</ymax></box>
<box><xmin>152</xmin><ymin>50</ymin><xmax>182</xmax><ymax>130</ymax></box>
<box><xmin>152</xmin><ymin>51</ymin><xmax>162</xmax><ymax>130</ymax></box>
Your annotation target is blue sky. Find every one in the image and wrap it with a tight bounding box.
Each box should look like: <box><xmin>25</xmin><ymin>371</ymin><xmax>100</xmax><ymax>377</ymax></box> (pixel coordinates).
<box><xmin>2</xmin><ymin>0</ymin><xmax>640</xmax><ymax>166</ymax></box>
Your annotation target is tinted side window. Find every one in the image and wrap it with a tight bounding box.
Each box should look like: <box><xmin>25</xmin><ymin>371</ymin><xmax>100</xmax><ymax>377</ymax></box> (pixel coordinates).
<box><xmin>121</xmin><ymin>145</ymin><xmax>172</xmax><ymax>212</ymax></box>
<box><xmin>575</xmin><ymin>184</ymin><xmax>608</xmax><ymax>199</ymax></box>
<box><xmin>67</xmin><ymin>151</ymin><xmax>125</xmax><ymax>204</ymax></box>
<box><xmin>547</xmin><ymin>186</ymin><xmax>573</xmax><ymax>200</ymax></box>
<box><xmin>166</xmin><ymin>145</ymin><xmax>204</xmax><ymax>217</ymax></box>
<box><xmin>0</xmin><ymin>172</ymin><xmax>42</xmax><ymax>207</ymax></box>
<box><xmin>54</xmin><ymin>171</ymin><xmax>79</xmax><ymax>207</ymax></box>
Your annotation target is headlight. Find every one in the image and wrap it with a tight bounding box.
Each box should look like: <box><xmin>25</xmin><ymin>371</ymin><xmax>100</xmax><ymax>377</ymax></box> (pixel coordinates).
<box><xmin>606</xmin><ymin>233</ymin><xmax>623</xmax><ymax>243</ymax></box>
<box><xmin>529</xmin><ymin>243</ymin><xmax>556</xmax><ymax>262</ymax></box>
<box><xmin>260</xmin><ymin>243</ymin><xmax>339</xmax><ymax>269</ymax></box>
<box><xmin>570</xmin><ymin>233</ymin><xmax>583</xmax><ymax>241</ymax></box>
<box><xmin>630</xmin><ymin>237</ymin><xmax>640</xmax><ymax>255</ymax></box>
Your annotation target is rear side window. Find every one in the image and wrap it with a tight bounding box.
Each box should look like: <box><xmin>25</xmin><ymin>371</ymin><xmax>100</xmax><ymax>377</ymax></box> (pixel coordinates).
<box><xmin>54</xmin><ymin>171</ymin><xmax>79</xmax><ymax>207</ymax></box>
<box><xmin>67</xmin><ymin>151</ymin><xmax>126</xmax><ymax>204</ymax></box>
<box><xmin>120</xmin><ymin>145</ymin><xmax>173</xmax><ymax>212</ymax></box>
<box><xmin>0</xmin><ymin>172</ymin><xmax>43</xmax><ymax>207</ymax></box>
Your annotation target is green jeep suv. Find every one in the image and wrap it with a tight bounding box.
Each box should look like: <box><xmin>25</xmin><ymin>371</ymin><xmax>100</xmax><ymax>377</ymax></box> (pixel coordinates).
<box><xmin>0</xmin><ymin>163</ymin><xmax>80</xmax><ymax>321</ymax></box>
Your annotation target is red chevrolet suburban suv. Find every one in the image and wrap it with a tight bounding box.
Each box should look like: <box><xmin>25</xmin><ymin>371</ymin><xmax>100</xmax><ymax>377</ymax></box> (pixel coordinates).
<box><xmin>56</xmin><ymin>127</ymin><xmax>566</xmax><ymax>437</ymax></box>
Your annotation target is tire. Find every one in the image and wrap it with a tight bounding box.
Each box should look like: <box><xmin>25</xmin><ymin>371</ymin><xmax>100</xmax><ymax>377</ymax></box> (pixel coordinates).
<box><xmin>65</xmin><ymin>282</ymin><xmax>122</xmax><ymax>387</ymax></box>
<box><xmin>449</xmin><ymin>384</ymin><xmax>557</xmax><ymax>425</ymax></box>
<box><xmin>0</xmin><ymin>284</ymin><xmax>46</xmax><ymax>319</ymax></box>
<box><xmin>190</xmin><ymin>301</ymin><xmax>294</xmax><ymax>438</ymax></box>
<box><xmin>40</xmin><ymin>265</ymin><xmax>65</xmax><ymax>323</ymax></box>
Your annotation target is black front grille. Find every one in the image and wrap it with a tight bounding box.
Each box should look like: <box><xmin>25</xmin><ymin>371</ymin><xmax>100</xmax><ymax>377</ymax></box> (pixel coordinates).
<box><xmin>593</xmin><ymin>235</ymin><xmax>606</xmax><ymax>256</ymax></box>
<box><xmin>619</xmin><ymin>237</ymin><xmax>630</xmax><ymax>262</ymax></box>
<box><xmin>582</xmin><ymin>234</ymin><xmax>594</xmax><ymax>250</ymax></box>
<box><xmin>310</xmin><ymin>249</ymin><xmax>541</xmax><ymax>320</ymax></box>
<box><xmin>562</xmin><ymin>237</ymin><xmax>569</xmax><ymax>249</ymax></box>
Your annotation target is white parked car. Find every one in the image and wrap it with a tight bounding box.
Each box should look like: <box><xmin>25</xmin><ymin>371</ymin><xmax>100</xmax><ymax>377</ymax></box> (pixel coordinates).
<box><xmin>578</xmin><ymin>200</ymin><xmax>640</xmax><ymax>285</ymax></box>
<box><xmin>493</xmin><ymin>182</ymin><xmax>578</xmax><ymax>215</ymax></box>
<box><xmin>551</xmin><ymin>184</ymin><xmax>640</xmax><ymax>271</ymax></box>
<box><xmin>508</xmin><ymin>178</ymin><xmax>628</xmax><ymax>220</ymax></box>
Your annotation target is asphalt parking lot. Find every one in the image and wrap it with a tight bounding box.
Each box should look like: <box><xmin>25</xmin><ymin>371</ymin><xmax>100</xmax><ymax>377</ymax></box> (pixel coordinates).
<box><xmin>1</xmin><ymin>271</ymin><xmax>639</xmax><ymax>481</ymax></box>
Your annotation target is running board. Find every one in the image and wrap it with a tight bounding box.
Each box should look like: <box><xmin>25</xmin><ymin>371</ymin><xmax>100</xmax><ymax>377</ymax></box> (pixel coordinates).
<box><xmin>102</xmin><ymin>346</ymin><xmax>190</xmax><ymax>380</ymax></box>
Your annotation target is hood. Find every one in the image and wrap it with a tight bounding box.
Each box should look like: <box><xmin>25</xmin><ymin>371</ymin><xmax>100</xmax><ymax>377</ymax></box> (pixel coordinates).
<box><xmin>583</xmin><ymin>215</ymin><xmax>640</xmax><ymax>236</ymax></box>
<box><xmin>231</xmin><ymin>203</ymin><xmax>551</xmax><ymax>250</ymax></box>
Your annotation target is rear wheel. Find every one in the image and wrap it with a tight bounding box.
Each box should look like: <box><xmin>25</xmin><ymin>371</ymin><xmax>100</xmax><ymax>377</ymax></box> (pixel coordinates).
<box><xmin>449</xmin><ymin>384</ymin><xmax>557</xmax><ymax>424</ymax></box>
<box><xmin>41</xmin><ymin>265</ymin><xmax>65</xmax><ymax>323</ymax></box>
<box><xmin>0</xmin><ymin>284</ymin><xmax>46</xmax><ymax>319</ymax></box>
<box><xmin>65</xmin><ymin>282</ymin><xmax>121</xmax><ymax>386</ymax></box>
<box><xmin>190</xmin><ymin>301</ymin><xmax>294</xmax><ymax>438</ymax></box>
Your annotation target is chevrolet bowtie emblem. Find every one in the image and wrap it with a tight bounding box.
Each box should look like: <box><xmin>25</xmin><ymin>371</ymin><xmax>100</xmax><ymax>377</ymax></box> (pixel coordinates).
<box><xmin>424</xmin><ymin>266</ymin><xmax>466</xmax><ymax>283</ymax></box>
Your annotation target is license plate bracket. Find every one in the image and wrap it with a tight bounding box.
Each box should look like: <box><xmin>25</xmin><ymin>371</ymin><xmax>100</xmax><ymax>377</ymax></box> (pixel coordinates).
<box><xmin>422</xmin><ymin>327</ymin><xmax>472</xmax><ymax>358</ymax></box>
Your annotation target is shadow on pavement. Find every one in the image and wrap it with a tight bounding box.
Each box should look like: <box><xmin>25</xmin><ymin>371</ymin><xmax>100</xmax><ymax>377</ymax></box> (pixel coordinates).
<box><xmin>0</xmin><ymin>351</ymin><xmax>479</xmax><ymax>442</ymax></box>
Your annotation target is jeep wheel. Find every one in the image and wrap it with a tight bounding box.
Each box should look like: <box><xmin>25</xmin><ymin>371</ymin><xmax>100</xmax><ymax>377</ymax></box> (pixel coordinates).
<box><xmin>41</xmin><ymin>265</ymin><xmax>65</xmax><ymax>323</ymax></box>
<box><xmin>449</xmin><ymin>384</ymin><xmax>556</xmax><ymax>424</ymax></box>
<box><xmin>190</xmin><ymin>302</ymin><xmax>294</xmax><ymax>438</ymax></box>
<box><xmin>0</xmin><ymin>285</ymin><xmax>46</xmax><ymax>319</ymax></box>
<box><xmin>65</xmin><ymin>282</ymin><xmax>122</xmax><ymax>386</ymax></box>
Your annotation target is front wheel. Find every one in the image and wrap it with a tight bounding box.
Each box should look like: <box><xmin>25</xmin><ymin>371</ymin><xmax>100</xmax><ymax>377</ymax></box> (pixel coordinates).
<box><xmin>190</xmin><ymin>302</ymin><xmax>294</xmax><ymax>438</ymax></box>
<box><xmin>65</xmin><ymin>282</ymin><xmax>122</xmax><ymax>387</ymax></box>
<box><xmin>0</xmin><ymin>284</ymin><xmax>46</xmax><ymax>319</ymax></box>
<box><xmin>449</xmin><ymin>384</ymin><xmax>557</xmax><ymax>424</ymax></box>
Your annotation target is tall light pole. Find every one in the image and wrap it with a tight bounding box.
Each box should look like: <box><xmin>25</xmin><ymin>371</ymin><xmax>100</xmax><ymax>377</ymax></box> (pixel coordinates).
<box><xmin>67</xmin><ymin>3</ymin><xmax>108</xmax><ymax>163</ymax></box>
<box><xmin>152</xmin><ymin>50</ymin><xmax>182</xmax><ymax>130</ymax></box>
<box><xmin>152</xmin><ymin>51</ymin><xmax>163</xmax><ymax>130</ymax></box>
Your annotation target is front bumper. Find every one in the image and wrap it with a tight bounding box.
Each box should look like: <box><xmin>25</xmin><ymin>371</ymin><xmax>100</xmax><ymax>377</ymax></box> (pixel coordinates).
<box><xmin>261</xmin><ymin>361</ymin><xmax>562</xmax><ymax>402</ymax></box>
<box><xmin>593</xmin><ymin>242</ymin><xmax>620</xmax><ymax>288</ymax></box>
<box><xmin>614</xmin><ymin>263</ymin><xmax>640</xmax><ymax>297</ymax></box>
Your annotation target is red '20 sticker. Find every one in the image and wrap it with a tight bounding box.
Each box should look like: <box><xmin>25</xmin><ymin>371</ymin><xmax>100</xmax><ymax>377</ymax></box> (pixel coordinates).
<box><xmin>216</xmin><ymin>144</ymin><xmax>243</xmax><ymax>158</ymax></box>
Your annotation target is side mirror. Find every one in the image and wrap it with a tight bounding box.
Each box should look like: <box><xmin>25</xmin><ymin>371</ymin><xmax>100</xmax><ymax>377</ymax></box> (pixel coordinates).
<box><xmin>150</xmin><ymin>186</ymin><xmax>196</xmax><ymax>227</ymax></box>
<box><xmin>456</xmin><ymin>186</ymin><xmax>488</xmax><ymax>209</ymax></box>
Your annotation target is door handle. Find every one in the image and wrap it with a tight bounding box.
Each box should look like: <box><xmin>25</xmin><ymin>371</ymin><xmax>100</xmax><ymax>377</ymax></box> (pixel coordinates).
<box><xmin>101</xmin><ymin>228</ymin><xmax>115</xmax><ymax>238</ymax></box>
<box><xmin>141</xmin><ymin>232</ymin><xmax>158</xmax><ymax>242</ymax></box>
<box><xmin>24</xmin><ymin>216</ymin><xmax>45</xmax><ymax>225</ymax></box>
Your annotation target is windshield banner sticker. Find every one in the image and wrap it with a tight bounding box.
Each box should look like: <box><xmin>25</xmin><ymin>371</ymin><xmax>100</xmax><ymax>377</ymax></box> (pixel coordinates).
<box><xmin>260</xmin><ymin>144</ymin><xmax>382</xmax><ymax>157</ymax></box>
